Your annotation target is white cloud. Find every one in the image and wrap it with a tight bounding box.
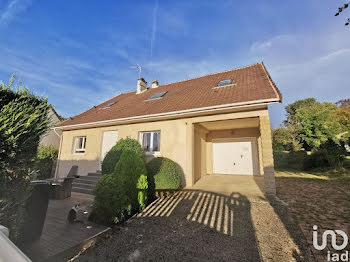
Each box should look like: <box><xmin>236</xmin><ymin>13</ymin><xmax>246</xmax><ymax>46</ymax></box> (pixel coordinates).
<box><xmin>0</xmin><ymin>0</ymin><xmax>32</xmax><ymax>25</ymax></box>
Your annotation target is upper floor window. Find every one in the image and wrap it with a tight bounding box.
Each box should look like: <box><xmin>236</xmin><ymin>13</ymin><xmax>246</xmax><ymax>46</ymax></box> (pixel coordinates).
<box><xmin>140</xmin><ymin>131</ymin><xmax>160</xmax><ymax>155</ymax></box>
<box><xmin>74</xmin><ymin>136</ymin><xmax>86</xmax><ymax>154</ymax></box>
<box><xmin>217</xmin><ymin>79</ymin><xmax>233</xmax><ymax>87</ymax></box>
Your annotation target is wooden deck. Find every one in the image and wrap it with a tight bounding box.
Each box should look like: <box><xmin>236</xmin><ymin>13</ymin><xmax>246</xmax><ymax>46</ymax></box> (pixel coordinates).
<box><xmin>25</xmin><ymin>192</ymin><xmax>108</xmax><ymax>262</ymax></box>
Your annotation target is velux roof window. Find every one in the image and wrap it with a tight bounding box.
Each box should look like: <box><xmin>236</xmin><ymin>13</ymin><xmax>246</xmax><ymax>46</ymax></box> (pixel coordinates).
<box><xmin>101</xmin><ymin>101</ymin><xmax>117</xmax><ymax>109</ymax></box>
<box><xmin>147</xmin><ymin>91</ymin><xmax>167</xmax><ymax>100</ymax></box>
<box><xmin>217</xmin><ymin>79</ymin><xmax>233</xmax><ymax>87</ymax></box>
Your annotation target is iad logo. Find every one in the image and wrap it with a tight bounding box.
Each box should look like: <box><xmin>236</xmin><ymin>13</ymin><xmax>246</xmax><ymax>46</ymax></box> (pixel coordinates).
<box><xmin>313</xmin><ymin>225</ymin><xmax>349</xmax><ymax>261</ymax></box>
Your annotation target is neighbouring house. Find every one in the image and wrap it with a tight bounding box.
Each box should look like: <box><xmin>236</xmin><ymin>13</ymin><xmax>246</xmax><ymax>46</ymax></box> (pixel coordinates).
<box><xmin>39</xmin><ymin>106</ymin><xmax>63</xmax><ymax>148</ymax></box>
<box><xmin>54</xmin><ymin>62</ymin><xmax>282</xmax><ymax>195</ymax></box>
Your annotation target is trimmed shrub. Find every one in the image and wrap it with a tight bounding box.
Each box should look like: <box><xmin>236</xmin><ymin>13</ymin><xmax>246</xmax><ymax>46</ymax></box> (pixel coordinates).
<box><xmin>114</xmin><ymin>150</ymin><xmax>147</xmax><ymax>211</ymax></box>
<box><xmin>146</xmin><ymin>157</ymin><xmax>182</xmax><ymax>191</ymax></box>
<box><xmin>137</xmin><ymin>174</ymin><xmax>148</xmax><ymax>210</ymax></box>
<box><xmin>102</xmin><ymin>138</ymin><xmax>144</xmax><ymax>175</ymax></box>
<box><xmin>34</xmin><ymin>146</ymin><xmax>58</xmax><ymax>179</ymax></box>
<box><xmin>91</xmin><ymin>174</ymin><xmax>131</xmax><ymax>225</ymax></box>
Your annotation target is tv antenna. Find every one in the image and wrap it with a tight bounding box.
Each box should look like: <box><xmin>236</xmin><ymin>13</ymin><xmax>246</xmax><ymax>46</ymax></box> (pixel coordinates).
<box><xmin>130</xmin><ymin>64</ymin><xmax>142</xmax><ymax>79</ymax></box>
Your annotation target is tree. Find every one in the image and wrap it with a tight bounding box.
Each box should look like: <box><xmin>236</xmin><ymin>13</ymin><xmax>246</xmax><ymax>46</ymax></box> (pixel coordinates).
<box><xmin>334</xmin><ymin>2</ymin><xmax>350</xmax><ymax>26</ymax></box>
<box><xmin>294</xmin><ymin>102</ymin><xmax>344</xmax><ymax>148</ymax></box>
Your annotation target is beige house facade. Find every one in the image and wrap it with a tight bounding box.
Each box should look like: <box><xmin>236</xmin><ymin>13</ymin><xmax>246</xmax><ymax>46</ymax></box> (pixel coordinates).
<box><xmin>55</xmin><ymin>63</ymin><xmax>281</xmax><ymax>195</ymax></box>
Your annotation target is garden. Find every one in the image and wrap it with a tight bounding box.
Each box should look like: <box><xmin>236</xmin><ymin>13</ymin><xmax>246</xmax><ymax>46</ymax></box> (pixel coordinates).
<box><xmin>90</xmin><ymin>137</ymin><xmax>182</xmax><ymax>225</ymax></box>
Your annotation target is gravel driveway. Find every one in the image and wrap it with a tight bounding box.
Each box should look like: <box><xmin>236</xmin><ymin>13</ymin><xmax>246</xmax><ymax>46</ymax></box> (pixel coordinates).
<box><xmin>74</xmin><ymin>189</ymin><xmax>314</xmax><ymax>262</ymax></box>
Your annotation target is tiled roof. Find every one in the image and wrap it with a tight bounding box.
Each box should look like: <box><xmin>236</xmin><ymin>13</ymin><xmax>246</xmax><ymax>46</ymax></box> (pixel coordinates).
<box><xmin>56</xmin><ymin>62</ymin><xmax>281</xmax><ymax>128</ymax></box>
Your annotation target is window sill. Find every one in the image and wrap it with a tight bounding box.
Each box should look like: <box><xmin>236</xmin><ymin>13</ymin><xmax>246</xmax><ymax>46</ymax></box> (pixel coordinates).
<box><xmin>145</xmin><ymin>151</ymin><xmax>161</xmax><ymax>157</ymax></box>
<box><xmin>73</xmin><ymin>152</ymin><xmax>86</xmax><ymax>156</ymax></box>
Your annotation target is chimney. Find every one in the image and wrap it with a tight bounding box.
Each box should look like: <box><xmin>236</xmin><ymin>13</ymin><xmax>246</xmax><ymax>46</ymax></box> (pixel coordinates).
<box><xmin>137</xmin><ymin>78</ymin><xmax>147</xmax><ymax>94</ymax></box>
<box><xmin>151</xmin><ymin>80</ymin><xmax>159</xmax><ymax>88</ymax></box>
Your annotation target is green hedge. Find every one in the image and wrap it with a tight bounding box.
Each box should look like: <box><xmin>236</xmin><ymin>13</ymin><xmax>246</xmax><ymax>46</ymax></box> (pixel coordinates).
<box><xmin>101</xmin><ymin>138</ymin><xmax>144</xmax><ymax>175</ymax></box>
<box><xmin>146</xmin><ymin>157</ymin><xmax>182</xmax><ymax>191</ymax></box>
<box><xmin>114</xmin><ymin>150</ymin><xmax>147</xmax><ymax>211</ymax></box>
<box><xmin>91</xmin><ymin>174</ymin><xmax>131</xmax><ymax>225</ymax></box>
<box><xmin>91</xmin><ymin>150</ymin><xmax>148</xmax><ymax>225</ymax></box>
<box><xmin>34</xmin><ymin>146</ymin><xmax>58</xmax><ymax>180</ymax></box>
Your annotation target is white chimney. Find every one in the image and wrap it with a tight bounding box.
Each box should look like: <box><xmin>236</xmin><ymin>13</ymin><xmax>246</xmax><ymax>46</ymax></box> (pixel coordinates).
<box><xmin>151</xmin><ymin>80</ymin><xmax>159</xmax><ymax>88</ymax></box>
<box><xmin>137</xmin><ymin>78</ymin><xmax>147</xmax><ymax>94</ymax></box>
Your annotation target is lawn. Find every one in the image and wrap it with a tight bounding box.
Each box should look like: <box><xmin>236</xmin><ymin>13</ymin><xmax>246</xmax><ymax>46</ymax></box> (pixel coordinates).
<box><xmin>275</xmin><ymin>157</ymin><xmax>350</xmax><ymax>261</ymax></box>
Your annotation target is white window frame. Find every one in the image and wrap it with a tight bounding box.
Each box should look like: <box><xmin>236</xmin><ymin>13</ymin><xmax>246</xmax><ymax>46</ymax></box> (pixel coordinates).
<box><xmin>73</xmin><ymin>136</ymin><xmax>86</xmax><ymax>155</ymax></box>
<box><xmin>139</xmin><ymin>131</ymin><xmax>161</xmax><ymax>156</ymax></box>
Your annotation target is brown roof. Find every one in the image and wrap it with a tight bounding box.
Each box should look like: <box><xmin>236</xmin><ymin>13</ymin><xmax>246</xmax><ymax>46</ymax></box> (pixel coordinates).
<box><xmin>56</xmin><ymin>62</ymin><xmax>281</xmax><ymax>128</ymax></box>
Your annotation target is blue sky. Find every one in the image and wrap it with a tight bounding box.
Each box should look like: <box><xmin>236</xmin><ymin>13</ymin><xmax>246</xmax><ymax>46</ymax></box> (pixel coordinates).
<box><xmin>0</xmin><ymin>0</ymin><xmax>349</xmax><ymax>126</ymax></box>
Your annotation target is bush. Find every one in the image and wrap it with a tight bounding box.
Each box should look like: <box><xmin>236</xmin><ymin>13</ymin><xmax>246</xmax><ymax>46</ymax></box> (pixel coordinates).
<box><xmin>288</xmin><ymin>150</ymin><xmax>308</xmax><ymax>169</ymax></box>
<box><xmin>137</xmin><ymin>175</ymin><xmax>148</xmax><ymax>210</ymax></box>
<box><xmin>34</xmin><ymin>146</ymin><xmax>58</xmax><ymax>179</ymax></box>
<box><xmin>91</xmin><ymin>174</ymin><xmax>131</xmax><ymax>225</ymax></box>
<box><xmin>304</xmin><ymin>140</ymin><xmax>347</xmax><ymax>170</ymax></box>
<box><xmin>146</xmin><ymin>157</ymin><xmax>182</xmax><ymax>191</ymax></box>
<box><xmin>114</xmin><ymin>150</ymin><xmax>147</xmax><ymax>211</ymax></box>
<box><xmin>0</xmin><ymin>75</ymin><xmax>50</xmax><ymax>244</ymax></box>
<box><xmin>102</xmin><ymin>138</ymin><xmax>144</xmax><ymax>175</ymax></box>
<box><xmin>91</xmin><ymin>150</ymin><xmax>148</xmax><ymax>224</ymax></box>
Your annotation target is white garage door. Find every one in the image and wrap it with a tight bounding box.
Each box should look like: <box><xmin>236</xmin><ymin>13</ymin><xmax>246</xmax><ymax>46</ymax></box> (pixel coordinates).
<box><xmin>212</xmin><ymin>140</ymin><xmax>254</xmax><ymax>175</ymax></box>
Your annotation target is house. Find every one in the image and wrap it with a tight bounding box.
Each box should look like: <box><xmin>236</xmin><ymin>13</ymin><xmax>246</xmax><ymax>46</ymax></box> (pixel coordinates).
<box><xmin>39</xmin><ymin>106</ymin><xmax>62</xmax><ymax>149</ymax></box>
<box><xmin>54</xmin><ymin>62</ymin><xmax>282</xmax><ymax>195</ymax></box>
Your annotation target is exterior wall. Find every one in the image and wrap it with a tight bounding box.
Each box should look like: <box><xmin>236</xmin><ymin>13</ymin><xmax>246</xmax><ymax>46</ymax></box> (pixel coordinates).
<box><xmin>259</xmin><ymin>115</ymin><xmax>276</xmax><ymax>195</ymax></box>
<box><xmin>57</xmin><ymin>119</ymin><xmax>188</xmax><ymax>185</ymax></box>
<box><xmin>39</xmin><ymin>108</ymin><xmax>61</xmax><ymax>148</ymax></box>
<box><xmin>57</xmin><ymin>106</ymin><xmax>273</xmax><ymax>189</ymax></box>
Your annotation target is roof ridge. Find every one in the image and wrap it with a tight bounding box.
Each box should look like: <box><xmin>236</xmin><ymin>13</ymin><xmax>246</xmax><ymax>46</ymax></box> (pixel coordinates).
<box><xmin>159</xmin><ymin>63</ymin><xmax>260</xmax><ymax>87</ymax></box>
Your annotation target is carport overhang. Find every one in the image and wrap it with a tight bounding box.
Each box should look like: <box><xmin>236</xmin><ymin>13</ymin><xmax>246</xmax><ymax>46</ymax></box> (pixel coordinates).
<box><xmin>189</xmin><ymin>114</ymin><xmax>276</xmax><ymax>195</ymax></box>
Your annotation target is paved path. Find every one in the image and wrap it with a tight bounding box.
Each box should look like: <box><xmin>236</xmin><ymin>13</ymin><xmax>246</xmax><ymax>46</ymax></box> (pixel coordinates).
<box><xmin>75</xmin><ymin>184</ymin><xmax>314</xmax><ymax>261</ymax></box>
<box><xmin>25</xmin><ymin>193</ymin><xmax>108</xmax><ymax>262</ymax></box>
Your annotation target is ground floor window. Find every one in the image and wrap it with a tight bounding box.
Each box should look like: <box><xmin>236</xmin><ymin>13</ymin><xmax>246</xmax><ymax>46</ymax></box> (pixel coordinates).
<box><xmin>74</xmin><ymin>136</ymin><xmax>86</xmax><ymax>154</ymax></box>
<box><xmin>140</xmin><ymin>131</ymin><xmax>160</xmax><ymax>155</ymax></box>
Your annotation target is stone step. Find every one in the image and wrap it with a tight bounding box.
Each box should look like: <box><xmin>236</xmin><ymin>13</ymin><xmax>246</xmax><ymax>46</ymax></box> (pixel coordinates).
<box><xmin>71</xmin><ymin>186</ymin><xmax>93</xmax><ymax>195</ymax></box>
<box><xmin>75</xmin><ymin>175</ymin><xmax>100</xmax><ymax>182</ymax></box>
<box><xmin>72</xmin><ymin>182</ymin><xmax>96</xmax><ymax>190</ymax></box>
<box><xmin>87</xmin><ymin>173</ymin><xmax>103</xmax><ymax>177</ymax></box>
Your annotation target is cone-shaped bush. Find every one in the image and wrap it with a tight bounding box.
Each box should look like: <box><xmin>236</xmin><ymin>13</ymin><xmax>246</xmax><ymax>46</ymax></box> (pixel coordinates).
<box><xmin>91</xmin><ymin>174</ymin><xmax>131</xmax><ymax>225</ymax></box>
<box><xmin>114</xmin><ymin>150</ymin><xmax>147</xmax><ymax>211</ymax></box>
<box><xmin>102</xmin><ymin>138</ymin><xmax>144</xmax><ymax>175</ymax></box>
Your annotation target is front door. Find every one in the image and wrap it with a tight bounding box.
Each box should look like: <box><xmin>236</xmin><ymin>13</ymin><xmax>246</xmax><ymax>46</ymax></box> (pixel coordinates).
<box><xmin>212</xmin><ymin>140</ymin><xmax>254</xmax><ymax>175</ymax></box>
<box><xmin>100</xmin><ymin>131</ymin><xmax>118</xmax><ymax>168</ymax></box>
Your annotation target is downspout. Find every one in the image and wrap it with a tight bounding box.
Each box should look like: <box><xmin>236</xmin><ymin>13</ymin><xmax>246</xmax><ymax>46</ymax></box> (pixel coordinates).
<box><xmin>53</xmin><ymin>128</ymin><xmax>63</xmax><ymax>180</ymax></box>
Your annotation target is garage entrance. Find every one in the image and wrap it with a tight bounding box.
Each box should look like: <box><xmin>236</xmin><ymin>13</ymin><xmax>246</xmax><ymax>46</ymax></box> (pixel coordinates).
<box><xmin>212</xmin><ymin>138</ymin><xmax>259</xmax><ymax>176</ymax></box>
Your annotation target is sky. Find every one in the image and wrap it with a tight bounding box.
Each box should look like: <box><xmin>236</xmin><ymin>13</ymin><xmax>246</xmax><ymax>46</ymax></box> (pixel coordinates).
<box><xmin>0</xmin><ymin>0</ymin><xmax>349</xmax><ymax>127</ymax></box>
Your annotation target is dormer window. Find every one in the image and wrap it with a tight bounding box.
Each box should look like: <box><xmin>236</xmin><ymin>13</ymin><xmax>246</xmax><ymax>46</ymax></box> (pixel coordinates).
<box><xmin>217</xmin><ymin>79</ymin><xmax>233</xmax><ymax>87</ymax></box>
<box><xmin>147</xmin><ymin>91</ymin><xmax>167</xmax><ymax>100</ymax></box>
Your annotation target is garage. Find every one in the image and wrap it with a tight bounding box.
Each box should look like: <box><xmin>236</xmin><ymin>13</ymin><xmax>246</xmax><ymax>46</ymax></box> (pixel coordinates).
<box><xmin>212</xmin><ymin>138</ymin><xmax>259</xmax><ymax>176</ymax></box>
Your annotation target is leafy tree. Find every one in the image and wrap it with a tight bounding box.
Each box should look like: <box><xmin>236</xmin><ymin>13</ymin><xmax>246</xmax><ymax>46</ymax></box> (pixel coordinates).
<box><xmin>334</xmin><ymin>2</ymin><xmax>350</xmax><ymax>26</ymax></box>
<box><xmin>294</xmin><ymin>102</ymin><xmax>343</xmax><ymax>148</ymax></box>
<box><xmin>284</xmin><ymin>98</ymin><xmax>318</xmax><ymax>126</ymax></box>
<box><xmin>272</xmin><ymin>125</ymin><xmax>302</xmax><ymax>152</ymax></box>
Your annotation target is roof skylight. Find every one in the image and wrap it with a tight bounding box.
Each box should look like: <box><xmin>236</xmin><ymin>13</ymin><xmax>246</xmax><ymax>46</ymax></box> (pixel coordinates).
<box><xmin>101</xmin><ymin>101</ymin><xmax>117</xmax><ymax>109</ymax></box>
<box><xmin>217</xmin><ymin>79</ymin><xmax>233</xmax><ymax>87</ymax></box>
<box><xmin>148</xmin><ymin>91</ymin><xmax>167</xmax><ymax>100</ymax></box>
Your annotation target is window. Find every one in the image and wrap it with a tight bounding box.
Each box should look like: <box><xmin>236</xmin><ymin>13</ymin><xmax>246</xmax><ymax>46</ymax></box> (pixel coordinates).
<box><xmin>147</xmin><ymin>91</ymin><xmax>167</xmax><ymax>100</ymax></box>
<box><xmin>74</xmin><ymin>136</ymin><xmax>86</xmax><ymax>154</ymax></box>
<box><xmin>140</xmin><ymin>131</ymin><xmax>161</xmax><ymax>154</ymax></box>
<box><xmin>101</xmin><ymin>101</ymin><xmax>117</xmax><ymax>109</ymax></box>
<box><xmin>217</xmin><ymin>79</ymin><xmax>233</xmax><ymax>87</ymax></box>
